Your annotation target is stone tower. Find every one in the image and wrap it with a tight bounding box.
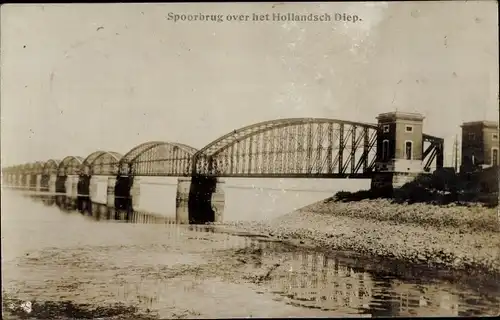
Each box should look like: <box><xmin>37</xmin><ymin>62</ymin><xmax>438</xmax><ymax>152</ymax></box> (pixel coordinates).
<box><xmin>371</xmin><ymin>111</ymin><xmax>425</xmax><ymax>191</ymax></box>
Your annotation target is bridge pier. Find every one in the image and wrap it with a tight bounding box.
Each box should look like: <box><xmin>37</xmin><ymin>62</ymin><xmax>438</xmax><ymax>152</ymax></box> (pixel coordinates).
<box><xmin>24</xmin><ymin>174</ymin><xmax>31</xmax><ymax>190</ymax></box>
<box><xmin>32</xmin><ymin>174</ymin><xmax>41</xmax><ymax>192</ymax></box>
<box><xmin>176</xmin><ymin>178</ymin><xmax>191</xmax><ymax>224</ymax></box>
<box><xmin>29</xmin><ymin>174</ymin><xmax>37</xmax><ymax>191</ymax></box>
<box><xmin>65</xmin><ymin>174</ymin><xmax>79</xmax><ymax>198</ymax></box>
<box><xmin>48</xmin><ymin>174</ymin><xmax>57</xmax><ymax>193</ymax></box>
<box><xmin>78</xmin><ymin>175</ymin><xmax>91</xmax><ymax>197</ymax></box>
<box><xmin>107</xmin><ymin>176</ymin><xmax>117</xmax><ymax>208</ymax></box>
<box><xmin>130</xmin><ymin>177</ymin><xmax>141</xmax><ymax>211</ymax></box>
<box><xmin>55</xmin><ymin>175</ymin><xmax>66</xmax><ymax>193</ymax></box>
<box><xmin>177</xmin><ymin>175</ymin><xmax>225</xmax><ymax>224</ymax></box>
<box><xmin>114</xmin><ymin>175</ymin><xmax>133</xmax><ymax>211</ymax></box>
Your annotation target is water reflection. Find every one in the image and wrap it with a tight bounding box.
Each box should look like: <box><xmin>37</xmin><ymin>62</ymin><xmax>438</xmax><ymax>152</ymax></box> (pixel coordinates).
<box><xmin>31</xmin><ymin>194</ymin><xmax>179</xmax><ymax>224</ymax></box>
<box><xmin>14</xmin><ymin>192</ymin><xmax>500</xmax><ymax>317</ymax></box>
<box><xmin>108</xmin><ymin>240</ymin><xmax>499</xmax><ymax>317</ymax></box>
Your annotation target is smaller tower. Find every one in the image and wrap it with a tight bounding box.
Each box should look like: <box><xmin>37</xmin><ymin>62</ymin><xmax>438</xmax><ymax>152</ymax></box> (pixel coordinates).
<box><xmin>460</xmin><ymin>121</ymin><xmax>499</xmax><ymax>173</ymax></box>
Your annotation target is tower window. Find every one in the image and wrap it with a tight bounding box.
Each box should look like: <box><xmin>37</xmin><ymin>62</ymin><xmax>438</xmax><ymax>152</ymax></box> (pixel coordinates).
<box><xmin>405</xmin><ymin>125</ymin><xmax>413</xmax><ymax>133</ymax></box>
<box><xmin>405</xmin><ymin>140</ymin><xmax>413</xmax><ymax>160</ymax></box>
<box><xmin>492</xmin><ymin>148</ymin><xmax>499</xmax><ymax>166</ymax></box>
<box><xmin>492</xmin><ymin>133</ymin><xmax>498</xmax><ymax>140</ymax></box>
<box><xmin>382</xmin><ymin>140</ymin><xmax>390</xmax><ymax>161</ymax></box>
<box><xmin>383</xmin><ymin>125</ymin><xmax>389</xmax><ymax>133</ymax></box>
<box><xmin>468</xmin><ymin>133</ymin><xmax>475</xmax><ymax>140</ymax></box>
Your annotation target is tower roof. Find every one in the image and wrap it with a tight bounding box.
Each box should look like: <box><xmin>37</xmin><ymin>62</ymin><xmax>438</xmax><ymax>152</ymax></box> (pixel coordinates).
<box><xmin>376</xmin><ymin>111</ymin><xmax>425</xmax><ymax>122</ymax></box>
<box><xmin>461</xmin><ymin>121</ymin><xmax>498</xmax><ymax>129</ymax></box>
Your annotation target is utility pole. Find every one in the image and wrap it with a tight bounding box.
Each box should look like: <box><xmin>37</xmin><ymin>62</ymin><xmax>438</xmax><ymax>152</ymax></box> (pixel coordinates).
<box><xmin>453</xmin><ymin>134</ymin><xmax>459</xmax><ymax>172</ymax></box>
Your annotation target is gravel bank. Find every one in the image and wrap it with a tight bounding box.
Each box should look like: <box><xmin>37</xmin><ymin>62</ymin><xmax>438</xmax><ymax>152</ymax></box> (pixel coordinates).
<box><xmin>217</xmin><ymin>199</ymin><xmax>500</xmax><ymax>277</ymax></box>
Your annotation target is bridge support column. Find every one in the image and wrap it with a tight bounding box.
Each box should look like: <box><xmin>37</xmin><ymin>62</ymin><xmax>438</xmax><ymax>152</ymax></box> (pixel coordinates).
<box><xmin>48</xmin><ymin>174</ymin><xmax>57</xmax><ymax>193</ymax></box>
<box><xmin>106</xmin><ymin>176</ymin><xmax>117</xmax><ymax>207</ymax></box>
<box><xmin>78</xmin><ymin>175</ymin><xmax>90</xmax><ymax>197</ymax></box>
<box><xmin>35</xmin><ymin>174</ymin><xmax>42</xmax><ymax>192</ymax></box>
<box><xmin>25</xmin><ymin>174</ymin><xmax>31</xmax><ymax>190</ymax></box>
<box><xmin>130</xmin><ymin>177</ymin><xmax>141</xmax><ymax>211</ymax></box>
<box><xmin>65</xmin><ymin>175</ymin><xmax>79</xmax><ymax>198</ymax></box>
<box><xmin>55</xmin><ymin>175</ymin><xmax>66</xmax><ymax>194</ymax></box>
<box><xmin>176</xmin><ymin>178</ymin><xmax>191</xmax><ymax>224</ymax></box>
<box><xmin>114</xmin><ymin>175</ymin><xmax>133</xmax><ymax>211</ymax></box>
<box><xmin>182</xmin><ymin>176</ymin><xmax>225</xmax><ymax>224</ymax></box>
<box><xmin>212</xmin><ymin>178</ymin><xmax>225</xmax><ymax>223</ymax></box>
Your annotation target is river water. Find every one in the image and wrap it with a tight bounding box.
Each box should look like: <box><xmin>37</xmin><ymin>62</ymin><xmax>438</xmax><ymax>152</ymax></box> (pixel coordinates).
<box><xmin>2</xmin><ymin>188</ymin><xmax>499</xmax><ymax>318</ymax></box>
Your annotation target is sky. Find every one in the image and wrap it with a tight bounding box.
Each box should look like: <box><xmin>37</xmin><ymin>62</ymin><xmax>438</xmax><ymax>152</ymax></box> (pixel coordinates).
<box><xmin>1</xmin><ymin>2</ymin><xmax>498</xmax><ymax>167</ymax></box>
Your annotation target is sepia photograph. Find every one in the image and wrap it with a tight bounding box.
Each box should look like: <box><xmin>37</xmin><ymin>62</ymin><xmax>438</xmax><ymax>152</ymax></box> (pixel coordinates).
<box><xmin>1</xmin><ymin>1</ymin><xmax>499</xmax><ymax>318</ymax></box>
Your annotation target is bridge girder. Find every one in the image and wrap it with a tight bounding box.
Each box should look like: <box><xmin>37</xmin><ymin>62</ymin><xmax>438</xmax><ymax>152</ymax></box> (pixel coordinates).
<box><xmin>193</xmin><ymin>118</ymin><xmax>379</xmax><ymax>178</ymax></box>
<box><xmin>57</xmin><ymin>156</ymin><xmax>84</xmax><ymax>176</ymax></box>
<box><xmin>43</xmin><ymin>159</ymin><xmax>60</xmax><ymax>175</ymax></box>
<box><xmin>81</xmin><ymin>151</ymin><xmax>122</xmax><ymax>176</ymax></box>
<box><xmin>3</xmin><ymin>119</ymin><xmax>446</xmax><ymax>179</ymax></box>
<box><xmin>118</xmin><ymin>141</ymin><xmax>198</xmax><ymax>176</ymax></box>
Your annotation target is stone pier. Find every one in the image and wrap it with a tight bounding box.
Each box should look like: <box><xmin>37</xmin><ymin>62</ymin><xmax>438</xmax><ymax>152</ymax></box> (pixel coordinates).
<box><xmin>129</xmin><ymin>177</ymin><xmax>141</xmax><ymax>211</ymax></box>
<box><xmin>55</xmin><ymin>175</ymin><xmax>66</xmax><ymax>194</ymax></box>
<box><xmin>176</xmin><ymin>177</ymin><xmax>191</xmax><ymax>224</ymax></box>
<box><xmin>48</xmin><ymin>174</ymin><xmax>57</xmax><ymax>193</ymax></box>
<box><xmin>65</xmin><ymin>175</ymin><xmax>79</xmax><ymax>198</ymax></box>
<box><xmin>177</xmin><ymin>176</ymin><xmax>225</xmax><ymax>224</ymax></box>
<box><xmin>114</xmin><ymin>175</ymin><xmax>133</xmax><ymax>210</ymax></box>
<box><xmin>35</xmin><ymin>174</ymin><xmax>42</xmax><ymax>192</ymax></box>
<box><xmin>25</xmin><ymin>175</ymin><xmax>32</xmax><ymax>190</ymax></box>
<box><xmin>107</xmin><ymin>176</ymin><xmax>117</xmax><ymax>207</ymax></box>
<box><xmin>211</xmin><ymin>179</ymin><xmax>225</xmax><ymax>223</ymax></box>
<box><xmin>88</xmin><ymin>175</ymin><xmax>108</xmax><ymax>205</ymax></box>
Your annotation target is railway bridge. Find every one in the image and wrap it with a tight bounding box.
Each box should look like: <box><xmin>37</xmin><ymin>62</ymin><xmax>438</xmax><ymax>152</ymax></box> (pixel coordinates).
<box><xmin>2</xmin><ymin>111</ymin><xmax>448</xmax><ymax>223</ymax></box>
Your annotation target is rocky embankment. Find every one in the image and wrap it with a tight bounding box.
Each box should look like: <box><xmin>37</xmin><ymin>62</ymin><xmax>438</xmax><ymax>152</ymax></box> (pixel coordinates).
<box><xmin>217</xmin><ymin>199</ymin><xmax>500</xmax><ymax>277</ymax></box>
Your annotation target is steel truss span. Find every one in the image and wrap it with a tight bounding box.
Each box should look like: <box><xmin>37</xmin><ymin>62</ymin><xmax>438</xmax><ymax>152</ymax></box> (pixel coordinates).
<box><xmin>28</xmin><ymin>162</ymin><xmax>44</xmax><ymax>175</ymax></box>
<box><xmin>43</xmin><ymin>159</ymin><xmax>60</xmax><ymax>175</ymax></box>
<box><xmin>193</xmin><ymin>118</ymin><xmax>378</xmax><ymax>178</ymax></box>
<box><xmin>57</xmin><ymin>156</ymin><xmax>84</xmax><ymax>176</ymax></box>
<box><xmin>118</xmin><ymin>141</ymin><xmax>198</xmax><ymax>176</ymax></box>
<box><xmin>1</xmin><ymin>118</ymin><xmax>446</xmax><ymax>179</ymax></box>
<box><xmin>81</xmin><ymin>151</ymin><xmax>122</xmax><ymax>176</ymax></box>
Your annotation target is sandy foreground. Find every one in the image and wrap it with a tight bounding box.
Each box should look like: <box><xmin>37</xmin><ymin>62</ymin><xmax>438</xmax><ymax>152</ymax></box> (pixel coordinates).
<box><xmin>2</xmin><ymin>228</ymin><xmax>352</xmax><ymax>319</ymax></box>
<box><xmin>2</xmin><ymin>195</ymin><xmax>500</xmax><ymax>319</ymax></box>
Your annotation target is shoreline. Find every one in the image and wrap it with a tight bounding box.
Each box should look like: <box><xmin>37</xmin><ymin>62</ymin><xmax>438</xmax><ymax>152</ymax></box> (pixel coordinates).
<box><xmin>212</xmin><ymin>199</ymin><xmax>500</xmax><ymax>283</ymax></box>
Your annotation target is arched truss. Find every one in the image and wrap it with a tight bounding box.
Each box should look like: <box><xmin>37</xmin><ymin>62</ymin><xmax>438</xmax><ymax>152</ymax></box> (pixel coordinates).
<box><xmin>118</xmin><ymin>141</ymin><xmax>198</xmax><ymax>176</ymax></box>
<box><xmin>43</xmin><ymin>159</ymin><xmax>60</xmax><ymax>175</ymax></box>
<box><xmin>57</xmin><ymin>156</ymin><xmax>84</xmax><ymax>176</ymax></box>
<box><xmin>21</xmin><ymin>163</ymin><xmax>32</xmax><ymax>175</ymax></box>
<box><xmin>193</xmin><ymin>118</ymin><xmax>379</xmax><ymax>178</ymax></box>
<box><xmin>81</xmin><ymin>150</ymin><xmax>122</xmax><ymax>175</ymax></box>
<box><xmin>28</xmin><ymin>161</ymin><xmax>45</xmax><ymax>175</ymax></box>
